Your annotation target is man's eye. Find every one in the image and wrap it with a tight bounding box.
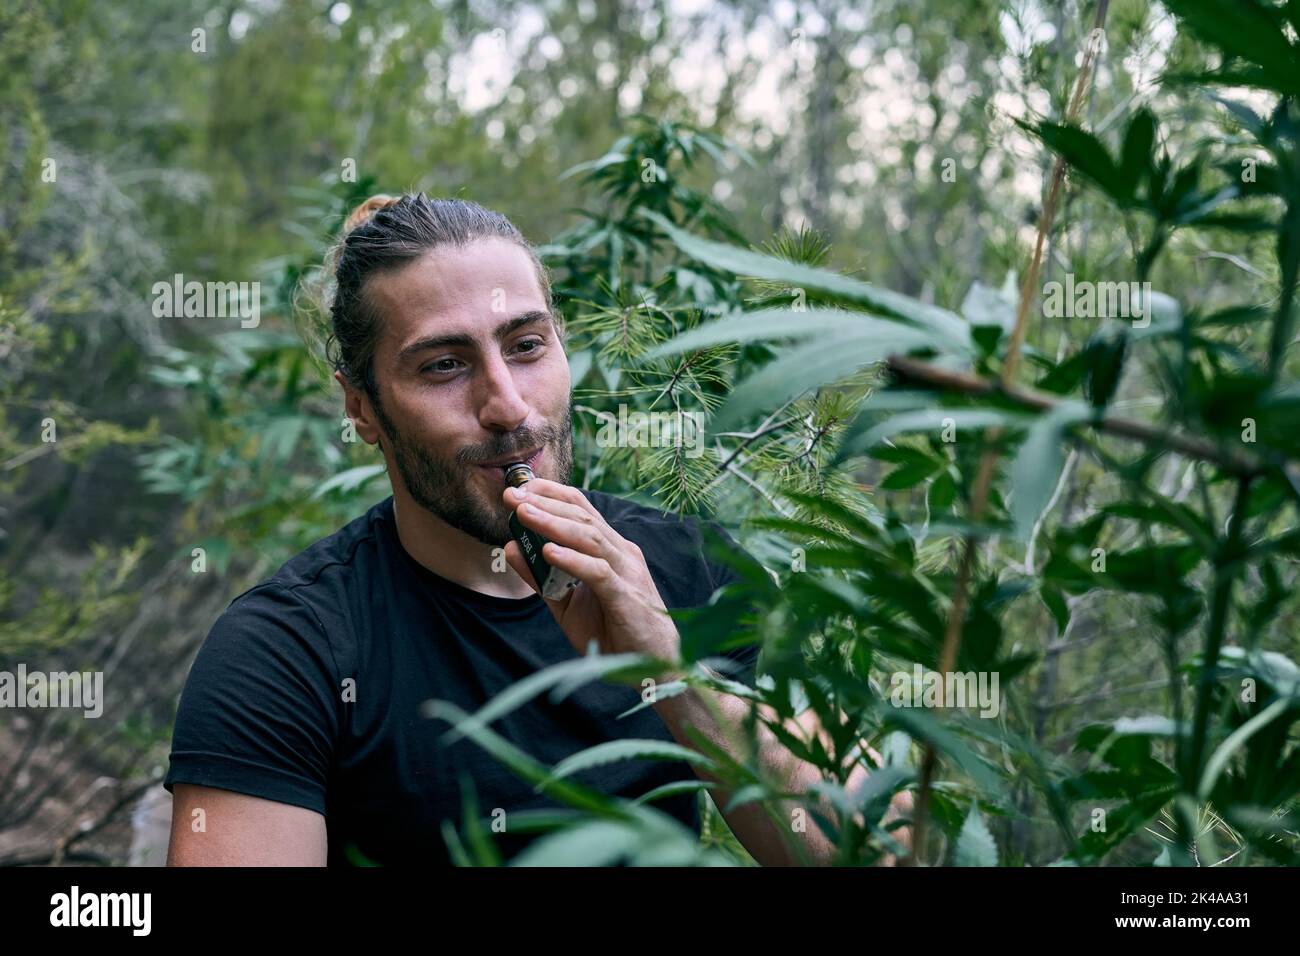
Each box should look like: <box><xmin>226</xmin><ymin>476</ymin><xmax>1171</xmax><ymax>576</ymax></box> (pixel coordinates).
<box><xmin>421</xmin><ymin>359</ymin><xmax>461</xmax><ymax>375</ymax></box>
<box><xmin>420</xmin><ymin>340</ymin><xmax>542</xmax><ymax>376</ymax></box>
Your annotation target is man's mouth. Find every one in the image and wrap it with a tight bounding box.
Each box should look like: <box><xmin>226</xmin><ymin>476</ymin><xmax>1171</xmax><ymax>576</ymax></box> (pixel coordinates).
<box><xmin>476</xmin><ymin>446</ymin><xmax>544</xmax><ymax>480</ymax></box>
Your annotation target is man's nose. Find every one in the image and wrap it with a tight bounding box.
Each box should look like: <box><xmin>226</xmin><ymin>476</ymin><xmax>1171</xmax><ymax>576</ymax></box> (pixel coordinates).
<box><xmin>476</xmin><ymin>350</ymin><xmax>531</xmax><ymax>430</ymax></box>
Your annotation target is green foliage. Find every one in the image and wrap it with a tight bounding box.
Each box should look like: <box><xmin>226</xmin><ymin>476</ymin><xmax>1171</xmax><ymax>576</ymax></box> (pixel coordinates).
<box><xmin>436</xmin><ymin>0</ymin><xmax>1300</xmax><ymax>866</ymax></box>
<box><xmin>7</xmin><ymin>0</ymin><xmax>1300</xmax><ymax>868</ymax></box>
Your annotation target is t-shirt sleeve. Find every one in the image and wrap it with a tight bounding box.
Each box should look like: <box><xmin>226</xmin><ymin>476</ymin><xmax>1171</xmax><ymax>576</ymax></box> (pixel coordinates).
<box><xmin>163</xmin><ymin>583</ymin><xmax>341</xmax><ymax>815</ymax></box>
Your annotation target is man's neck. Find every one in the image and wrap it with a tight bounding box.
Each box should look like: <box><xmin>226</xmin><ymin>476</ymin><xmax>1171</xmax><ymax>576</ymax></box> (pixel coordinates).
<box><xmin>390</xmin><ymin>489</ymin><xmax>538</xmax><ymax>600</ymax></box>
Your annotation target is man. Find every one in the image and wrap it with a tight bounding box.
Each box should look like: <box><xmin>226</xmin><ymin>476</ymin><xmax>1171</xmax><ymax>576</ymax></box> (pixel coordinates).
<box><xmin>164</xmin><ymin>194</ymin><xmax>907</xmax><ymax>866</ymax></box>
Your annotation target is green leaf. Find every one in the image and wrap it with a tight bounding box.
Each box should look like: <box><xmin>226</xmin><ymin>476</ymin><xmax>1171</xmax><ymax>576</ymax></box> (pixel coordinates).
<box><xmin>952</xmin><ymin>804</ymin><xmax>998</xmax><ymax>866</ymax></box>
<box><xmin>1113</xmin><ymin>715</ymin><xmax>1186</xmax><ymax>738</ymax></box>
<box><xmin>431</xmin><ymin>653</ymin><xmax>656</xmax><ymax>747</ymax></box>
<box><xmin>567</xmin><ymin>348</ymin><xmax>594</xmax><ymax>389</ymax></box>
<box><xmin>928</xmin><ymin>470</ymin><xmax>958</xmax><ymax>510</ymax></box>
<box><xmin>870</xmin><ymin>443</ymin><xmax>941</xmax><ymax>467</ymax></box>
<box><xmin>721</xmin><ymin>783</ymin><xmax>770</xmax><ymax>813</ymax></box>
<box><xmin>1060</xmin><ymin>768</ymin><xmax>1175</xmax><ymax>801</ymax></box>
<box><xmin>261</xmin><ymin>415</ymin><xmax>307</xmax><ymax>462</ymax></box>
<box><xmin>849</xmin><ymin>765</ymin><xmax>915</xmax><ymax>826</ymax></box>
<box><xmin>457</xmin><ymin>775</ymin><xmax>503</xmax><ymax>866</ymax></box>
<box><xmin>1074</xmin><ymin>719</ymin><xmax>1184</xmax><ymax>777</ymax></box>
<box><xmin>1163</xmin><ymin>0</ymin><xmax>1300</xmax><ymax>96</ymax></box>
<box><xmin>883</xmin><ymin>708</ymin><xmax>1003</xmax><ymax>794</ymax></box>
<box><xmin>1208</xmin><ymin>94</ymin><xmax>1265</xmax><ymax>134</ymax></box>
<box><xmin>617</xmin><ymin>679</ymin><xmax>689</xmax><ymax>718</ymax></box>
<box><xmin>1171</xmin><ymin>184</ymin><xmax>1240</xmax><ymax>226</ymax></box>
<box><xmin>1021</xmin><ymin>120</ymin><xmax>1129</xmax><ymax>204</ymax></box>
<box><xmin>343</xmin><ymin>842</ymin><xmax>381</xmax><ymax>867</ymax></box>
<box><xmin>1067</xmin><ymin>788</ymin><xmax>1178</xmax><ymax>863</ymax></box>
<box><xmin>881</xmin><ymin>458</ymin><xmax>943</xmax><ymax>490</ymax></box>
<box><xmin>1082</xmin><ymin>327</ymin><xmax>1129</xmax><ymax>408</ymax></box>
<box><xmin>1009</xmin><ymin>400</ymin><xmax>1092</xmax><ymax>540</ymax></box>
<box><xmin>639</xmin><ymin>207</ymin><xmax>973</xmax><ymax>345</ymax></box>
<box><xmin>1120</xmin><ymin>109</ymin><xmax>1157</xmax><ymax>194</ymax></box>
<box><xmin>1101</xmin><ymin>500</ymin><xmax>1216</xmax><ymax>553</ymax></box>
<box><xmin>960</xmin><ymin>278</ymin><xmax>1017</xmax><ymax>334</ymax></box>
<box><xmin>837</xmin><ymin>407</ymin><xmax>1030</xmax><ymax>464</ymax></box>
<box><xmin>312</xmin><ymin>463</ymin><xmax>387</xmax><ymax>499</ymax></box>
<box><xmin>632</xmin><ymin>779</ymin><xmax>714</xmax><ymax>805</ymax></box>
<box><xmin>558</xmin><ymin>150</ymin><xmax>630</xmax><ymax>182</ymax></box>
<box><xmin>1040</xmin><ymin>585</ymin><xmax>1070</xmax><ymax>635</ymax></box>
<box><xmin>1198</xmin><ymin>696</ymin><xmax>1298</xmax><ymax>800</ymax></box>
<box><xmin>420</xmin><ymin>700</ymin><xmax>621</xmax><ymax>817</ymax></box>
<box><xmin>642</xmin><ymin>307</ymin><xmax>934</xmax><ymax>358</ymax></box>
<box><xmin>538</xmin><ymin>739</ymin><xmax>717</xmax><ymax>792</ymax></box>
<box><xmin>510</xmin><ymin>819</ymin><xmax>642</xmax><ymax>866</ymax></box>
<box><xmin>710</xmin><ymin>327</ymin><xmax>939</xmax><ymax>432</ymax></box>
<box><xmin>1213</xmin><ymin>646</ymin><xmax>1300</xmax><ymax>697</ymax></box>
<box><xmin>1198</xmin><ymin>304</ymin><xmax>1273</xmax><ymax>328</ymax></box>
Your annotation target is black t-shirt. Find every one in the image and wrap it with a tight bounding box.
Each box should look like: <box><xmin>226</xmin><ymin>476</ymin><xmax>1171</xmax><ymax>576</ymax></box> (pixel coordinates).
<box><xmin>163</xmin><ymin>490</ymin><xmax>761</xmax><ymax>866</ymax></box>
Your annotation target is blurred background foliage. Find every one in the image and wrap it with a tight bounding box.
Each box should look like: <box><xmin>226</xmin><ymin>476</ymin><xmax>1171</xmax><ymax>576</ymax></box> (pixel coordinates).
<box><xmin>1</xmin><ymin>0</ymin><xmax>1298</xmax><ymax>866</ymax></box>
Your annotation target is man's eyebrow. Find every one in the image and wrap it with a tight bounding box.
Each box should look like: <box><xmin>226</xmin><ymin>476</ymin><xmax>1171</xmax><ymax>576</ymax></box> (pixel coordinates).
<box><xmin>396</xmin><ymin>311</ymin><xmax>553</xmax><ymax>363</ymax></box>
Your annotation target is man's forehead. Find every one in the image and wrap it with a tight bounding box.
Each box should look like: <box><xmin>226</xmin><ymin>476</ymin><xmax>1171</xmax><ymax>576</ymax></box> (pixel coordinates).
<box><xmin>368</xmin><ymin>241</ymin><xmax>548</xmax><ymax>352</ymax></box>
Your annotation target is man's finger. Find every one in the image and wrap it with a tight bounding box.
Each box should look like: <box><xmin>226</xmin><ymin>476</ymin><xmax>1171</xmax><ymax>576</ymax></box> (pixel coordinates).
<box><xmin>538</xmin><ymin>541</ymin><xmax>617</xmax><ymax>596</ymax></box>
<box><xmin>512</xmin><ymin>502</ymin><xmax>635</xmax><ymax>575</ymax></box>
<box><xmin>505</xmin><ymin>486</ymin><xmax>599</xmax><ymax>528</ymax></box>
<box><xmin>505</xmin><ymin>488</ymin><xmax>636</xmax><ymax>565</ymax></box>
<box><xmin>509</xmin><ymin>486</ymin><xmax>643</xmax><ymax>573</ymax></box>
<box><xmin>510</xmin><ymin>476</ymin><xmax>603</xmax><ymax>521</ymax></box>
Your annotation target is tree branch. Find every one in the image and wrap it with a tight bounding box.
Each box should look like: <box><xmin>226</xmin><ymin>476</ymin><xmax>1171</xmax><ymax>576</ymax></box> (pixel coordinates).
<box><xmin>885</xmin><ymin>354</ymin><xmax>1265</xmax><ymax>478</ymax></box>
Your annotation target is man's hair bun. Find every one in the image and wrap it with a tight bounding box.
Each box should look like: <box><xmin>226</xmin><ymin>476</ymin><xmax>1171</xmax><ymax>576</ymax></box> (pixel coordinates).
<box><xmin>343</xmin><ymin>193</ymin><xmax>401</xmax><ymax>235</ymax></box>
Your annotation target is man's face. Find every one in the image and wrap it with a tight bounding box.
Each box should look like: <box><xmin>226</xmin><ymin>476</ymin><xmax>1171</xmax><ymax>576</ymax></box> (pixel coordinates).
<box><xmin>349</xmin><ymin>238</ymin><xmax>573</xmax><ymax>547</ymax></box>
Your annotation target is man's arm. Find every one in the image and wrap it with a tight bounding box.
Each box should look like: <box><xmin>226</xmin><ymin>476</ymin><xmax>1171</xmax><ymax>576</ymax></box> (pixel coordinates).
<box><xmin>496</xmin><ymin>480</ymin><xmax>911</xmax><ymax>864</ymax></box>
<box><xmin>651</xmin><ymin>682</ymin><xmax>913</xmax><ymax>866</ymax></box>
<box><xmin>166</xmin><ymin>784</ymin><xmax>328</xmax><ymax>866</ymax></box>
<box><xmin>163</xmin><ymin>584</ymin><xmax>340</xmax><ymax>865</ymax></box>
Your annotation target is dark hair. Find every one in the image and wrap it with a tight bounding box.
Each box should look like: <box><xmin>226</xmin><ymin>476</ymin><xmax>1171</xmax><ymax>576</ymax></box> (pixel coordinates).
<box><xmin>316</xmin><ymin>193</ymin><xmax>559</xmax><ymax>407</ymax></box>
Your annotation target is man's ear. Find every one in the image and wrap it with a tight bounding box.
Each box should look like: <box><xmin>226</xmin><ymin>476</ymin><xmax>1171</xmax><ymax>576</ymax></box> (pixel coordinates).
<box><xmin>335</xmin><ymin>370</ymin><xmax>383</xmax><ymax>446</ymax></box>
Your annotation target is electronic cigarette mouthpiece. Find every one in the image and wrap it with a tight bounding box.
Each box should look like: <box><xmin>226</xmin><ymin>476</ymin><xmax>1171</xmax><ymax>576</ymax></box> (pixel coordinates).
<box><xmin>505</xmin><ymin>461</ymin><xmax>581</xmax><ymax>600</ymax></box>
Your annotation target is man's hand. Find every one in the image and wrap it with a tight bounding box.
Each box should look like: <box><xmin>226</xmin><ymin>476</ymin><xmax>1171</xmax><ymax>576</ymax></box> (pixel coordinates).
<box><xmin>501</xmin><ymin>478</ymin><xmax>679</xmax><ymax>664</ymax></box>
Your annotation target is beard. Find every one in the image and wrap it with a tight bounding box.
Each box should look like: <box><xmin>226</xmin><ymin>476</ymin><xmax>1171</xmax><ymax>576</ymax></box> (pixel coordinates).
<box><xmin>373</xmin><ymin>396</ymin><xmax>574</xmax><ymax>547</ymax></box>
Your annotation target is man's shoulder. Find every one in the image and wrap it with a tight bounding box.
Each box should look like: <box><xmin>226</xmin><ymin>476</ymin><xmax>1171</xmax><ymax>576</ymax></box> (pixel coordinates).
<box><xmin>189</xmin><ymin>500</ymin><xmax>397</xmax><ymax>696</ymax></box>
<box><xmin>214</xmin><ymin>496</ymin><xmax>392</xmax><ymax>632</ymax></box>
<box><xmin>263</xmin><ymin>496</ymin><xmax>393</xmax><ymax>594</ymax></box>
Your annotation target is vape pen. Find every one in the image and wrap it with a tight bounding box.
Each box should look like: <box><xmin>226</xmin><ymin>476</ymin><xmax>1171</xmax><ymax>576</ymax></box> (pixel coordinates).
<box><xmin>505</xmin><ymin>461</ymin><xmax>581</xmax><ymax>600</ymax></box>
